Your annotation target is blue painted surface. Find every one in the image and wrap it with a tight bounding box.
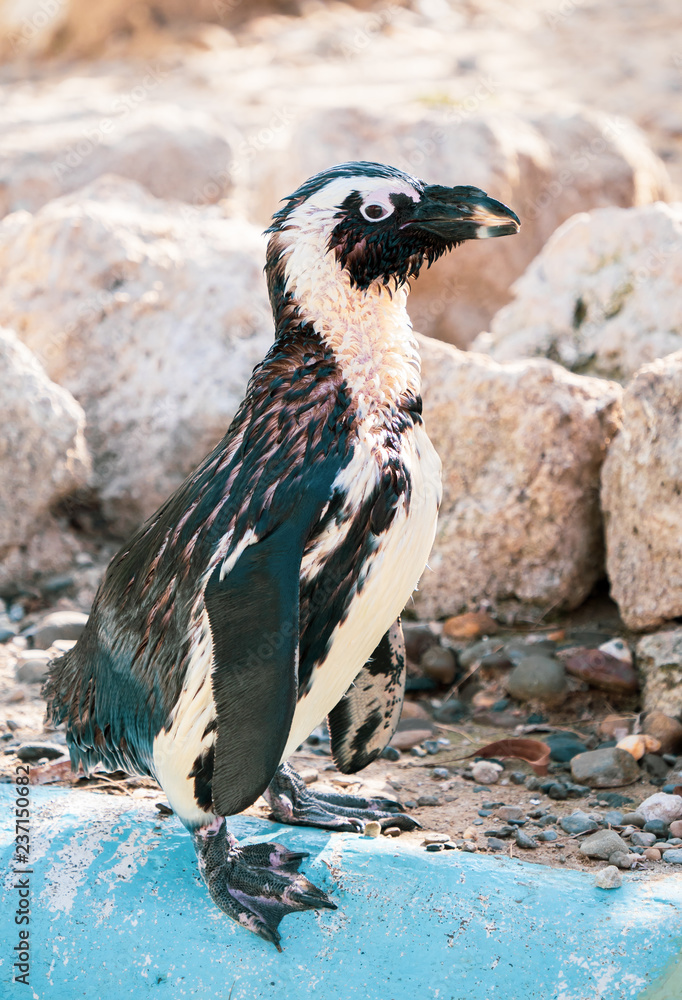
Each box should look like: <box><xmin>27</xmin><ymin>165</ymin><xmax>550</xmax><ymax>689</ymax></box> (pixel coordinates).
<box><xmin>1</xmin><ymin>786</ymin><xmax>681</xmax><ymax>999</ymax></box>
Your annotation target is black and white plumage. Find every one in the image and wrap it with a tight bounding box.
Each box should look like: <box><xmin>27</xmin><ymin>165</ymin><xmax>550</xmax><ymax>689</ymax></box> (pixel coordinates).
<box><xmin>44</xmin><ymin>162</ymin><xmax>519</xmax><ymax>949</ymax></box>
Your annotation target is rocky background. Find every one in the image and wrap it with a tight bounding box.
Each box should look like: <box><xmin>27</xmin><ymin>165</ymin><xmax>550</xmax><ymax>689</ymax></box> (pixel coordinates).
<box><xmin>2</xmin><ymin>0</ymin><xmax>682</xmax><ymax>872</ymax></box>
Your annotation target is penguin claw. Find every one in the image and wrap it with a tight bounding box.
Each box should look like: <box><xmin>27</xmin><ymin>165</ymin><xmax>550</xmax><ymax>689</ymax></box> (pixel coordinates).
<box><xmin>264</xmin><ymin>763</ymin><xmax>420</xmax><ymax>832</ymax></box>
<box><xmin>192</xmin><ymin>818</ymin><xmax>334</xmax><ymax>949</ymax></box>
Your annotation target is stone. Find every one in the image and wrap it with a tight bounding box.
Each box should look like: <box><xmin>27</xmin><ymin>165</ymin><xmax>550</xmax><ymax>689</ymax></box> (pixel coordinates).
<box><xmin>559</xmin><ymin>648</ymin><xmax>639</xmax><ymax>695</ymax></box>
<box><xmin>16</xmin><ymin>743</ymin><xmax>67</xmax><ymax>763</ymax></box>
<box><xmin>670</xmin><ymin>820</ymin><xmax>682</xmax><ymax>838</ymax></box>
<box><xmin>0</xmin><ymin>328</ymin><xmax>90</xmax><ymax>586</ymax></box>
<box><xmin>25</xmin><ymin>611</ymin><xmax>89</xmax><ymax>650</ymax></box>
<box><xmin>621</xmin><ymin>812</ymin><xmax>645</xmax><ymax>828</ymax></box>
<box><xmin>416</xmin><ymin>796</ymin><xmax>440</xmax><ymax>808</ymax></box>
<box><xmin>403</xmin><ymin>624</ymin><xmax>438</xmax><ymax>664</ymax></box>
<box><xmin>637</xmin><ymin>630</ymin><xmax>682</xmax><ymax>717</ymax></box>
<box><xmin>570</xmin><ymin>748</ymin><xmax>640</xmax><ymax>788</ymax></box>
<box><xmin>598</xmin><ymin>639</ymin><xmax>633</xmax><ymax>665</ymax></box>
<box><xmin>515</xmin><ymin>830</ymin><xmax>537</xmax><ymax>850</ymax></box>
<box><xmin>547</xmin><ymin>783</ymin><xmax>568</xmax><ymax>801</ymax></box>
<box><xmin>471</xmin><ymin>761</ymin><xmax>503</xmax><ymax>785</ymax></box>
<box><xmin>637</xmin><ymin>792</ymin><xmax>682</xmax><ymax>824</ymax></box>
<box><xmin>560</xmin><ymin>812</ymin><xmax>599</xmax><ymax>836</ymax></box>
<box><xmin>642</xmin><ymin>712</ymin><xmax>682</xmax><ymax>755</ymax></box>
<box><xmin>390</xmin><ymin>728</ymin><xmax>433</xmax><ymax>751</ymax></box>
<box><xmin>579</xmin><ymin>830</ymin><xmax>629</xmax><ymax>860</ymax></box>
<box><xmin>616</xmin><ymin>735</ymin><xmax>661</xmax><ymax>760</ymax></box>
<box><xmin>642</xmin><ymin>753</ymin><xmax>669</xmax><ymax>782</ymax></box>
<box><xmin>599</xmin><ymin>716</ymin><xmax>635</xmax><ymax>741</ymax></box>
<box><xmin>595</xmin><ymin>866</ymin><xmax>622</xmax><ymax>889</ymax></box>
<box><xmin>487</xmin><ymin>838</ymin><xmax>506</xmax><ymax>852</ymax></box>
<box><xmin>15</xmin><ymin>650</ymin><xmax>52</xmax><ymax>684</ymax></box>
<box><xmin>363</xmin><ymin>821</ymin><xmax>381</xmax><ymax>838</ymax></box>
<box><xmin>609</xmin><ymin>851</ymin><xmax>634</xmax><ymax>870</ymax></box>
<box><xmin>422</xmin><ymin>833</ymin><xmax>451</xmax><ymax>845</ymax></box>
<box><xmin>254</xmin><ymin>106</ymin><xmax>671</xmax><ymax>348</ymax></box>
<box><xmin>497</xmin><ymin>806</ymin><xmax>525</xmax><ymax>822</ymax></box>
<box><xmin>602</xmin><ymin>354</ymin><xmax>682</xmax><ymax>630</ymax></box>
<box><xmin>631</xmin><ymin>832</ymin><xmax>657</xmax><ymax>848</ymax></box>
<box><xmin>663</xmin><ymin>850</ymin><xmax>682</xmax><ymax>864</ymax></box>
<box><xmin>536</xmin><ymin>830</ymin><xmax>558</xmax><ymax>843</ymax></box>
<box><xmin>545</xmin><ymin>732</ymin><xmax>588</xmax><ymax>763</ymax></box>
<box><xmin>432</xmin><ymin>699</ymin><xmax>467</xmax><ymax>723</ymax></box>
<box><xmin>432</xmin><ymin>768</ymin><xmax>449</xmax><ymax>781</ymax></box>
<box><xmin>644</xmin><ymin>848</ymin><xmax>662</xmax><ymax>861</ymax></box>
<box><xmin>380</xmin><ymin>746</ymin><xmax>401</xmax><ymax>762</ymax></box>
<box><xmin>414</xmin><ymin>339</ymin><xmax>622</xmax><ymax>618</ymax></box>
<box><xmin>643</xmin><ymin>819</ymin><xmax>669</xmax><ymax>837</ymax></box>
<box><xmin>0</xmin><ymin>177</ymin><xmax>273</xmax><ymax>533</ymax></box>
<box><xmin>603</xmin><ymin>811</ymin><xmax>624</xmax><ymax>827</ymax></box>
<box><xmin>442</xmin><ymin>612</ymin><xmax>499</xmax><ymax>640</ymax></box>
<box><xmin>474</xmin><ymin>203</ymin><xmax>682</xmax><ymax>382</ymax></box>
<box><xmin>420</xmin><ymin>646</ymin><xmax>457</xmax><ymax>686</ymax></box>
<box><xmin>459</xmin><ymin>640</ymin><xmax>505</xmax><ymax>669</ymax></box>
<box><xmin>506</xmin><ymin>656</ymin><xmax>567</xmax><ymax>706</ymax></box>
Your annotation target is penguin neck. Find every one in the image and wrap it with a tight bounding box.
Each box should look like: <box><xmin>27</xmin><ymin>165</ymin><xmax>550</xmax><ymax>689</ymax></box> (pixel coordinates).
<box><xmin>268</xmin><ymin>233</ymin><xmax>421</xmax><ymax>417</ymax></box>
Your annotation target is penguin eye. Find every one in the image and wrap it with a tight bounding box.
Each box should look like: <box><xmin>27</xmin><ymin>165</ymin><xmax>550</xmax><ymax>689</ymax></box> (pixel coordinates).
<box><xmin>361</xmin><ymin>202</ymin><xmax>393</xmax><ymax>222</ymax></box>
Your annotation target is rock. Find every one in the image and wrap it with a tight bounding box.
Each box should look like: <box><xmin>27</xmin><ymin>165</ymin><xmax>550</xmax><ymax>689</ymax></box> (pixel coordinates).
<box><xmin>616</xmin><ymin>734</ymin><xmax>661</xmax><ymax>760</ymax></box>
<box><xmin>380</xmin><ymin>746</ymin><xmax>401</xmax><ymax>762</ymax></box>
<box><xmin>254</xmin><ymin>106</ymin><xmax>671</xmax><ymax>348</ymax></box>
<box><xmin>570</xmin><ymin>748</ymin><xmax>641</xmax><ymax>787</ymax></box>
<box><xmin>414</xmin><ymin>339</ymin><xmax>622</xmax><ymax>618</ymax></box>
<box><xmin>25</xmin><ymin>611</ymin><xmax>89</xmax><ymax>650</ymax></box>
<box><xmin>363</xmin><ymin>821</ymin><xmax>381</xmax><ymax>838</ymax></box>
<box><xmin>559</xmin><ymin>811</ymin><xmax>599</xmax><ymax>836</ymax></box>
<box><xmin>644</xmin><ymin>848</ymin><xmax>662</xmax><ymax>861</ymax></box>
<box><xmin>16</xmin><ymin>743</ymin><xmax>67</xmax><ymax>763</ymax></box>
<box><xmin>0</xmin><ymin>177</ymin><xmax>273</xmax><ymax>533</ymax></box>
<box><xmin>459</xmin><ymin>639</ymin><xmax>505</xmax><ymax>669</ymax></box>
<box><xmin>609</xmin><ymin>851</ymin><xmax>636</xmax><ymax>870</ymax></box>
<box><xmin>580</xmin><ymin>830</ymin><xmax>629</xmax><ymax>860</ymax></box>
<box><xmin>432</xmin><ymin>699</ymin><xmax>467</xmax><ymax>724</ymax></box>
<box><xmin>506</xmin><ymin>656</ymin><xmax>567</xmax><ymax>706</ymax></box>
<box><xmin>15</xmin><ymin>650</ymin><xmax>52</xmax><ymax>684</ymax></box>
<box><xmin>602</xmin><ymin>354</ymin><xmax>682</xmax><ymax>630</ymax></box>
<box><xmin>471</xmin><ymin>761</ymin><xmax>503</xmax><ymax>785</ymax></box>
<box><xmin>0</xmin><ymin>328</ymin><xmax>90</xmax><ymax>586</ymax></box>
<box><xmin>536</xmin><ymin>830</ymin><xmax>558</xmax><ymax>843</ymax></box>
<box><xmin>621</xmin><ymin>812</ymin><xmax>646</xmax><ymax>828</ymax></box>
<box><xmin>636</xmin><ymin>630</ymin><xmax>682</xmax><ymax>716</ymax></box>
<box><xmin>559</xmin><ymin>648</ymin><xmax>639</xmax><ymax>694</ymax></box>
<box><xmin>603</xmin><ymin>811</ymin><xmax>624</xmax><ymax>827</ymax></box>
<box><xmin>642</xmin><ymin>753</ymin><xmax>670</xmax><ymax>782</ymax></box>
<box><xmin>595</xmin><ymin>866</ymin><xmax>622</xmax><ymax>889</ymax></box>
<box><xmin>390</xmin><ymin>728</ymin><xmax>433</xmax><ymax>751</ymax></box>
<box><xmin>515</xmin><ymin>830</ymin><xmax>537</xmax><ymax>850</ymax></box>
<box><xmin>599</xmin><ymin>716</ymin><xmax>636</xmax><ymax>741</ymax></box>
<box><xmin>442</xmin><ymin>612</ymin><xmax>499</xmax><ymax>640</ymax></box>
<box><xmin>422</xmin><ymin>833</ymin><xmax>451</xmax><ymax>846</ymax></box>
<box><xmin>631</xmin><ymin>832</ymin><xmax>657</xmax><ymax>847</ymax></box>
<box><xmin>642</xmin><ymin>712</ymin><xmax>682</xmax><ymax>755</ymax></box>
<box><xmin>498</xmin><ymin>806</ymin><xmax>525</xmax><ymax>822</ymax></box>
<box><xmin>474</xmin><ymin>203</ymin><xmax>682</xmax><ymax>382</ymax></box>
<box><xmin>432</xmin><ymin>768</ymin><xmax>449</xmax><ymax>781</ymax></box>
<box><xmin>545</xmin><ymin>732</ymin><xmax>588</xmax><ymax>763</ymax></box>
<box><xmin>637</xmin><ymin>792</ymin><xmax>682</xmax><ymax>824</ymax></box>
<box><xmin>598</xmin><ymin>639</ymin><xmax>633</xmax><ymax>665</ymax></box>
<box><xmin>403</xmin><ymin>624</ymin><xmax>438</xmax><ymax>664</ymax></box>
<box><xmin>643</xmin><ymin>819</ymin><xmax>669</xmax><ymax>837</ymax></box>
<box><xmin>416</xmin><ymin>795</ymin><xmax>440</xmax><ymax>808</ymax></box>
<box><xmin>487</xmin><ymin>838</ymin><xmax>506</xmax><ymax>852</ymax></box>
<box><xmin>663</xmin><ymin>850</ymin><xmax>682</xmax><ymax>864</ymax></box>
<box><xmin>670</xmin><ymin>820</ymin><xmax>682</xmax><ymax>838</ymax></box>
<box><xmin>0</xmin><ymin>99</ymin><xmax>241</xmax><ymax>216</ymax></box>
<box><xmin>420</xmin><ymin>646</ymin><xmax>457</xmax><ymax>686</ymax></box>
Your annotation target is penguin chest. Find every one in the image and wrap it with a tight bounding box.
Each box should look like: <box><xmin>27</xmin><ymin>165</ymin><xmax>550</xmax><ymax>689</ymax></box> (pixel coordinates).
<box><xmin>281</xmin><ymin>421</ymin><xmax>441</xmax><ymax>760</ymax></box>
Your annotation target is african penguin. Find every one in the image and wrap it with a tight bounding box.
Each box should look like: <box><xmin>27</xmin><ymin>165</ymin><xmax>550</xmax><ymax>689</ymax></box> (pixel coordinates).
<box><xmin>43</xmin><ymin>162</ymin><xmax>520</xmax><ymax>950</ymax></box>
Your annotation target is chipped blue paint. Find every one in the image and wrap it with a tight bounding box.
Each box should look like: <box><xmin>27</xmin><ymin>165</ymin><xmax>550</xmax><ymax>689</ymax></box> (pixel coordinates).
<box><xmin>1</xmin><ymin>787</ymin><xmax>681</xmax><ymax>999</ymax></box>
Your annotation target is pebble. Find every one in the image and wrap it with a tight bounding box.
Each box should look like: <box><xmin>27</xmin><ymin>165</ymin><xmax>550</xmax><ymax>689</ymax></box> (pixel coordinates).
<box><xmin>0</xmin><ymin>626</ymin><xmax>17</xmax><ymax>643</ymax></box>
<box><xmin>422</xmin><ymin>833</ymin><xmax>451</xmax><ymax>845</ymax></box>
<box><xmin>537</xmin><ymin>814</ymin><xmax>559</xmax><ymax>827</ymax></box>
<box><xmin>545</xmin><ymin>732</ymin><xmax>588</xmax><ymax>763</ymax></box>
<box><xmin>432</xmin><ymin>768</ymin><xmax>449</xmax><ymax>780</ymax></box>
<box><xmin>462</xmin><ymin>826</ymin><xmax>479</xmax><ymax>840</ymax></box>
<box><xmin>459</xmin><ymin>639</ymin><xmax>503</xmax><ymax>669</ymax></box>
<box><xmin>380</xmin><ymin>746</ymin><xmax>401</xmax><ymax>762</ymax></box>
<box><xmin>642</xmin><ymin>712</ymin><xmax>682</xmax><ymax>755</ymax></box>
<box><xmin>416</xmin><ymin>795</ymin><xmax>440</xmax><ymax>807</ymax></box>
<box><xmin>471</xmin><ymin>761</ymin><xmax>502</xmax><ymax>785</ymax></box>
<box><xmin>644</xmin><ymin>848</ymin><xmax>662</xmax><ymax>861</ymax></box>
<box><xmin>643</xmin><ymin>819</ymin><xmax>669</xmax><ymax>837</ymax></box>
<box><xmin>603</xmin><ymin>810</ymin><xmax>624</xmax><ymax>826</ymax></box>
<box><xmin>560</xmin><ymin>811</ymin><xmax>599</xmax><ymax>836</ymax></box>
<box><xmin>16</xmin><ymin>742</ymin><xmax>66</xmax><ymax>763</ymax></box>
<box><xmin>433</xmin><ymin>699</ymin><xmax>467</xmax><ymax>723</ymax></box>
<box><xmin>497</xmin><ymin>806</ymin><xmax>525</xmax><ymax>822</ymax></box>
<box><xmin>570</xmin><ymin>748</ymin><xmax>640</xmax><ymax>788</ymax></box>
<box><xmin>515</xmin><ymin>830</ymin><xmax>537</xmax><ymax>850</ymax></box>
<box><xmin>487</xmin><ymin>838</ymin><xmax>506</xmax><ymax>851</ymax></box>
<box><xmin>403</xmin><ymin>624</ymin><xmax>438</xmax><ymax>663</ymax></box>
<box><xmin>443</xmin><ymin>611</ymin><xmax>498</xmax><ymax>640</ymax></box>
<box><xmin>595</xmin><ymin>866</ymin><xmax>622</xmax><ymax>889</ymax></box>
<box><xmin>631</xmin><ymin>831</ymin><xmax>657</xmax><ymax>847</ymax></box>
<box><xmin>642</xmin><ymin>753</ymin><xmax>669</xmax><ymax>781</ymax></box>
<box><xmin>15</xmin><ymin>650</ymin><xmax>52</xmax><ymax>684</ymax></box>
<box><xmin>420</xmin><ymin>646</ymin><xmax>457</xmax><ymax>685</ymax></box>
<box><xmin>670</xmin><ymin>820</ymin><xmax>682</xmax><ymax>838</ymax></box>
<box><xmin>579</xmin><ymin>830</ymin><xmax>629</xmax><ymax>859</ymax></box>
<box><xmin>425</xmin><ymin>843</ymin><xmax>444</xmax><ymax>852</ymax></box>
<box><xmin>392</xmin><ymin>729</ymin><xmax>432</xmax><ymax>751</ymax></box>
<box><xmin>547</xmin><ymin>783</ymin><xmax>568</xmax><ymax>800</ymax></box>
<box><xmin>364</xmin><ymin>821</ymin><xmax>381</xmax><ymax>838</ymax></box>
<box><xmin>561</xmin><ymin>648</ymin><xmax>638</xmax><ymax>694</ymax></box>
<box><xmin>663</xmin><ymin>850</ymin><xmax>682</xmax><ymax>864</ymax></box>
<box><xmin>299</xmin><ymin>768</ymin><xmax>319</xmax><ymax>784</ymax></box>
<box><xmin>505</xmin><ymin>640</ymin><xmax>556</xmax><ymax>665</ymax></box>
<box><xmin>24</xmin><ymin>610</ymin><xmax>88</xmax><ymax>649</ymax></box>
<box><xmin>409</xmin><ymin>746</ymin><xmax>427</xmax><ymax>758</ymax></box>
<box><xmin>478</xmin><ymin>809</ymin><xmax>493</xmax><ymax>817</ymax></box>
<box><xmin>536</xmin><ymin>830</ymin><xmax>558</xmax><ymax>842</ymax></box>
<box><xmin>510</xmin><ymin>771</ymin><xmax>526</xmax><ymax>785</ymax></box>
<box><xmin>616</xmin><ymin>734</ymin><xmax>661</xmax><ymax>760</ymax></box>
<box><xmin>484</xmin><ymin>826</ymin><xmax>515</xmax><ymax>839</ymax></box>
<box><xmin>506</xmin><ymin>655</ymin><xmax>567</xmax><ymax>705</ymax></box>
<box><xmin>621</xmin><ymin>812</ymin><xmax>645</xmax><ymax>828</ymax></box>
<box><xmin>598</xmin><ymin>638</ymin><xmax>632</xmax><ymax>664</ymax></box>
<box><xmin>384</xmin><ymin>827</ymin><xmax>402</xmax><ymax>838</ymax></box>
<box><xmin>637</xmin><ymin>792</ymin><xmax>682</xmax><ymax>824</ymax></box>
<box><xmin>608</xmin><ymin>851</ymin><xmax>635</xmax><ymax>869</ymax></box>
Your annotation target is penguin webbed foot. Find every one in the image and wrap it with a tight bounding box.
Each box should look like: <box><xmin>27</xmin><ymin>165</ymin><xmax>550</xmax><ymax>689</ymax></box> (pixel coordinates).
<box><xmin>264</xmin><ymin>763</ymin><xmax>420</xmax><ymax>833</ymax></box>
<box><xmin>192</xmin><ymin>817</ymin><xmax>336</xmax><ymax>951</ymax></box>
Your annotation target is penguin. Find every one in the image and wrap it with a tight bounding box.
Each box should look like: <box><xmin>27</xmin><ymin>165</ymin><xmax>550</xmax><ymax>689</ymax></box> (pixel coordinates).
<box><xmin>43</xmin><ymin>162</ymin><xmax>519</xmax><ymax>950</ymax></box>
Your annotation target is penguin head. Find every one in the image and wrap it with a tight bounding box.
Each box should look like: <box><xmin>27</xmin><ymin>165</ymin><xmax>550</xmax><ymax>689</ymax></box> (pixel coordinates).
<box><xmin>266</xmin><ymin>161</ymin><xmax>520</xmax><ymax>294</ymax></box>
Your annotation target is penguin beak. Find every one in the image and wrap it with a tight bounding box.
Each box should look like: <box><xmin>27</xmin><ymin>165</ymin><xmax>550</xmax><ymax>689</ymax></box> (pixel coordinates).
<box><xmin>404</xmin><ymin>185</ymin><xmax>520</xmax><ymax>241</ymax></box>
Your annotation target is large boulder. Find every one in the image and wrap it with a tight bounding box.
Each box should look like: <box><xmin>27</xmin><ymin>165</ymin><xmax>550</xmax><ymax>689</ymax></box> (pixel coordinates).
<box><xmin>0</xmin><ymin>100</ymin><xmax>239</xmax><ymax>216</ymax></box>
<box><xmin>0</xmin><ymin>327</ymin><xmax>90</xmax><ymax>588</ymax></box>
<box><xmin>601</xmin><ymin>351</ymin><xmax>682</xmax><ymax>630</ymax></box>
<box><xmin>637</xmin><ymin>630</ymin><xmax>682</xmax><ymax>717</ymax></box>
<box><xmin>414</xmin><ymin>335</ymin><xmax>622</xmax><ymax>620</ymax></box>
<box><xmin>0</xmin><ymin>176</ymin><xmax>274</xmax><ymax>533</ymax></box>
<box><xmin>474</xmin><ymin>203</ymin><xmax>682</xmax><ymax>381</ymax></box>
<box><xmin>250</xmin><ymin>106</ymin><xmax>672</xmax><ymax>347</ymax></box>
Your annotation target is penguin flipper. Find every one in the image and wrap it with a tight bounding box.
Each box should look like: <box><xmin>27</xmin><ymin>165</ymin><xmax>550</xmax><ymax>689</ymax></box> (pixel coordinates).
<box><xmin>327</xmin><ymin>618</ymin><xmax>406</xmax><ymax>774</ymax></box>
<box><xmin>204</xmin><ymin>522</ymin><xmax>302</xmax><ymax>818</ymax></box>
